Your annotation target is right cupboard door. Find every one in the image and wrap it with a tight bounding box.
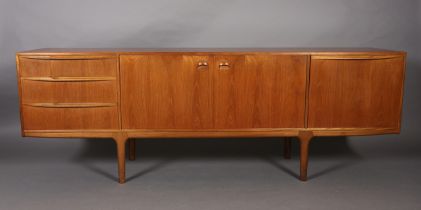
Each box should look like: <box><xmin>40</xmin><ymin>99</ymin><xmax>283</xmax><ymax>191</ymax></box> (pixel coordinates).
<box><xmin>213</xmin><ymin>55</ymin><xmax>307</xmax><ymax>129</ymax></box>
<box><xmin>308</xmin><ymin>55</ymin><xmax>405</xmax><ymax>129</ymax></box>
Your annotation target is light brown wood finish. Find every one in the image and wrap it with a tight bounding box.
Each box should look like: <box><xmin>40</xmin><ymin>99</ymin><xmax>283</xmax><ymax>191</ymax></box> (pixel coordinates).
<box><xmin>22</xmin><ymin>106</ymin><xmax>119</xmax><ymax>130</ymax></box>
<box><xmin>298</xmin><ymin>131</ymin><xmax>313</xmax><ymax>181</ymax></box>
<box><xmin>22</xmin><ymin>128</ymin><xmax>399</xmax><ymax>138</ymax></box>
<box><xmin>213</xmin><ymin>55</ymin><xmax>307</xmax><ymax>128</ymax></box>
<box><xmin>120</xmin><ymin>55</ymin><xmax>213</xmax><ymax>129</ymax></box>
<box><xmin>113</xmin><ymin>133</ymin><xmax>128</xmax><ymax>184</ymax></box>
<box><xmin>308</xmin><ymin>56</ymin><xmax>405</xmax><ymax>128</ymax></box>
<box><xmin>21</xmin><ymin>76</ymin><xmax>116</xmax><ymax>82</ymax></box>
<box><xmin>18</xmin><ymin>55</ymin><xmax>120</xmax><ymax>131</ymax></box>
<box><xmin>23</xmin><ymin>102</ymin><xmax>117</xmax><ymax>108</ymax></box>
<box><xmin>19</xmin><ymin>57</ymin><xmax>117</xmax><ymax>77</ymax></box>
<box><xmin>21</xmin><ymin>80</ymin><xmax>117</xmax><ymax>103</ymax></box>
<box><xmin>16</xmin><ymin>48</ymin><xmax>406</xmax><ymax>183</ymax></box>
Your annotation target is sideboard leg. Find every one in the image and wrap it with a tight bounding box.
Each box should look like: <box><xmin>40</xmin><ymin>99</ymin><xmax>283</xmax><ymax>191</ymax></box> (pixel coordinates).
<box><xmin>298</xmin><ymin>131</ymin><xmax>313</xmax><ymax>181</ymax></box>
<box><xmin>283</xmin><ymin>137</ymin><xmax>292</xmax><ymax>159</ymax></box>
<box><xmin>129</xmin><ymin>139</ymin><xmax>136</xmax><ymax>161</ymax></box>
<box><xmin>113</xmin><ymin>134</ymin><xmax>128</xmax><ymax>184</ymax></box>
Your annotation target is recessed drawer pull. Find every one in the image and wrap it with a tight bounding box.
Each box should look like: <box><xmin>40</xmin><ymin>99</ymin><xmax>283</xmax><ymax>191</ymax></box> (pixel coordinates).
<box><xmin>20</xmin><ymin>55</ymin><xmax>115</xmax><ymax>60</ymax></box>
<box><xmin>219</xmin><ymin>62</ymin><xmax>230</xmax><ymax>70</ymax></box>
<box><xmin>197</xmin><ymin>61</ymin><xmax>209</xmax><ymax>70</ymax></box>
<box><xmin>22</xmin><ymin>77</ymin><xmax>116</xmax><ymax>82</ymax></box>
<box><xmin>23</xmin><ymin>103</ymin><xmax>117</xmax><ymax>108</ymax></box>
<box><xmin>312</xmin><ymin>55</ymin><xmax>402</xmax><ymax>60</ymax></box>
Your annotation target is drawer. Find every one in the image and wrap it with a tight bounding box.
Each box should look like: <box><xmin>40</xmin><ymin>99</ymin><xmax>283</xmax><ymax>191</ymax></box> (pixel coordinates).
<box><xmin>19</xmin><ymin>57</ymin><xmax>117</xmax><ymax>77</ymax></box>
<box><xmin>21</xmin><ymin>80</ymin><xmax>118</xmax><ymax>103</ymax></box>
<box><xmin>22</xmin><ymin>105</ymin><xmax>119</xmax><ymax>130</ymax></box>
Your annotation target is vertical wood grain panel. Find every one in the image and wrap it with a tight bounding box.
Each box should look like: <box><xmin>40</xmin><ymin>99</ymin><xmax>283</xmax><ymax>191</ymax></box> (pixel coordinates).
<box><xmin>213</xmin><ymin>55</ymin><xmax>307</xmax><ymax>128</ymax></box>
<box><xmin>120</xmin><ymin>55</ymin><xmax>213</xmax><ymax>129</ymax></box>
<box><xmin>308</xmin><ymin>57</ymin><xmax>405</xmax><ymax>128</ymax></box>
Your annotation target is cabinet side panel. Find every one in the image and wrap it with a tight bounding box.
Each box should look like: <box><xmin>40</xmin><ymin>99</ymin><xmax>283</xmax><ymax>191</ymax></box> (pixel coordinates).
<box><xmin>308</xmin><ymin>56</ymin><xmax>405</xmax><ymax>128</ymax></box>
<box><xmin>16</xmin><ymin>55</ymin><xmax>25</xmax><ymax>135</ymax></box>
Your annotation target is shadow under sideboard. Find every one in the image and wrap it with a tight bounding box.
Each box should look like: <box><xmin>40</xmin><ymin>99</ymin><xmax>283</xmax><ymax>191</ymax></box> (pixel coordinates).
<box><xmin>73</xmin><ymin>137</ymin><xmax>361</xmax><ymax>160</ymax></box>
<box><xmin>72</xmin><ymin>137</ymin><xmax>362</xmax><ymax>182</ymax></box>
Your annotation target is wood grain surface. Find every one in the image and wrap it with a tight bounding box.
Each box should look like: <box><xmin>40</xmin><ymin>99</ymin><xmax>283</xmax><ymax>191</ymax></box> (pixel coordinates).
<box><xmin>213</xmin><ymin>55</ymin><xmax>307</xmax><ymax>128</ymax></box>
<box><xmin>308</xmin><ymin>56</ymin><xmax>405</xmax><ymax>128</ymax></box>
<box><xmin>120</xmin><ymin>55</ymin><xmax>213</xmax><ymax>129</ymax></box>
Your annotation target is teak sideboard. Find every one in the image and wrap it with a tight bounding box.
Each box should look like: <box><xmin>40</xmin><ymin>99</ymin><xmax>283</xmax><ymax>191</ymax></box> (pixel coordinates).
<box><xmin>16</xmin><ymin>48</ymin><xmax>406</xmax><ymax>183</ymax></box>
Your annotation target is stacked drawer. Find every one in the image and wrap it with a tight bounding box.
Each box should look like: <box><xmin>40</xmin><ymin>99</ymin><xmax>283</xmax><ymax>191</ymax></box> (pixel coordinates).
<box><xmin>17</xmin><ymin>56</ymin><xmax>120</xmax><ymax>130</ymax></box>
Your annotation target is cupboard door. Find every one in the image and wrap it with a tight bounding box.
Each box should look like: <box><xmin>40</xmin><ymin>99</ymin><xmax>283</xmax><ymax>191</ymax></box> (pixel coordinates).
<box><xmin>308</xmin><ymin>56</ymin><xmax>405</xmax><ymax>128</ymax></box>
<box><xmin>120</xmin><ymin>55</ymin><xmax>213</xmax><ymax>129</ymax></box>
<box><xmin>213</xmin><ymin>55</ymin><xmax>307</xmax><ymax>129</ymax></box>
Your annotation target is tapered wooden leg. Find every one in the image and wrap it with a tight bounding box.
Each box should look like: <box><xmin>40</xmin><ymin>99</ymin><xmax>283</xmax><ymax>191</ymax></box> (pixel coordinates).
<box><xmin>283</xmin><ymin>137</ymin><xmax>292</xmax><ymax>159</ymax></box>
<box><xmin>298</xmin><ymin>131</ymin><xmax>313</xmax><ymax>181</ymax></box>
<box><xmin>113</xmin><ymin>134</ymin><xmax>128</xmax><ymax>184</ymax></box>
<box><xmin>129</xmin><ymin>139</ymin><xmax>136</xmax><ymax>161</ymax></box>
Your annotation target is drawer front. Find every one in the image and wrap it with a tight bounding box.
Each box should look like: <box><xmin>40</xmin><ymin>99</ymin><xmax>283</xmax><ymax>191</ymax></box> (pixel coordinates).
<box><xmin>18</xmin><ymin>56</ymin><xmax>120</xmax><ymax>131</ymax></box>
<box><xmin>22</xmin><ymin>106</ymin><xmax>119</xmax><ymax>130</ymax></box>
<box><xmin>19</xmin><ymin>57</ymin><xmax>117</xmax><ymax>77</ymax></box>
<box><xmin>21</xmin><ymin>80</ymin><xmax>117</xmax><ymax>103</ymax></box>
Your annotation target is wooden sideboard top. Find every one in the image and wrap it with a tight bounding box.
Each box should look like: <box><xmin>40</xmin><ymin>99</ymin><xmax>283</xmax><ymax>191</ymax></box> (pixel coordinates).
<box><xmin>17</xmin><ymin>48</ymin><xmax>405</xmax><ymax>56</ymax></box>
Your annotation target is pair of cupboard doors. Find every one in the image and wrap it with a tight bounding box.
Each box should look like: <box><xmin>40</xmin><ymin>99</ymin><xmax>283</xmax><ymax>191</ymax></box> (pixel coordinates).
<box><xmin>121</xmin><ymin>54</ymin><xmax>306</xmax><ymax>129</ymax></box>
